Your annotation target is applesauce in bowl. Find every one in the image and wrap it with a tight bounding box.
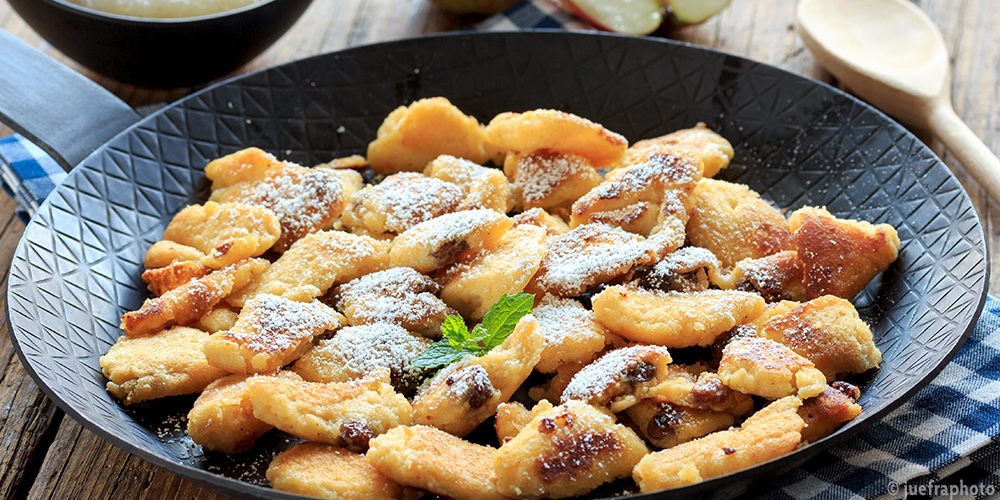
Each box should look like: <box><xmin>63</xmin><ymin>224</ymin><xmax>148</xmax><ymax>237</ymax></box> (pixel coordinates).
<box><xmin>64</xmin><ymin>0</ymin><xmax>266</xmax><ymax>19</ymax></box>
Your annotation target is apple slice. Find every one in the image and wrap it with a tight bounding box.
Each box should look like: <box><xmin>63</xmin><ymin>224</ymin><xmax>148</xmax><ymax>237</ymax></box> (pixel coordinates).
<box><xmin>663</xmin><ymin>0</ymin><xmax>730</xmax><ymax>26</ymax></box>
<box><xmin>560</xmin><ymin>0</ymin><xmax>665</xmax><ymax>36</ymax></box>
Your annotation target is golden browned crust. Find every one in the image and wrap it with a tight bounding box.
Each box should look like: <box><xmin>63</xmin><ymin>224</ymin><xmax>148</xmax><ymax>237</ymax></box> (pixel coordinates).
<box><xmin>734</xmin><ymin>250</ymin><xmax>807</xmax><ymax>302</ymax></box>
<box><xmin>494</xmin><ymin>400</ymin><xmax>649</xmax><ymax>499</ymax></box>
<box><xmin>267</xmin><ymin>442</ymin><xmax>419</xmax><ymax>500</ymax></box>
<box><xmin>633</xmin><ymin>396</ymin><xmax>804</xmax><ymax>491</ymax></box>
<box><xmin>187</xmin><ymin>372</ymin><xmax>299</xmax><ymax>454</ymax></box>
<box><xmin>100</xmin><ymin>326</ymin><xmax>227</xmax><ymax>405</ymax></box>
<box><xmin>718</xmin><ymin>336</ymin><xmax>828</xmax><ymax>399</ymax></box>
<box><xmin>798</xmin><ymin>382</ymin><xmax>862</xmax><ymax>443</ymax></box>
<box><xmin>411</xmin><ymin>315</ymin><xmax>544</xmax><ymax>437</ymax></box>
<box><xmin>626</xmin><ymin>399</ymin><xmax>737</xmax><ymax>449</ymax></box>
<box><xmin>141</xmin><ymin>260</ymin><xmax>210</xmax><ymax>296</ymax></box>
<box><xmin>228</xmin><ymin>231</ymin><xmax>390</xmax><ymax>307</ymax></box>
<box><xmin>686</xmin><ymin>178</ymin><xmax>796</xmax><ymax>268</ymax></box>
<box><xmin>437</xmin><ymin>224</ymin><xmax>547</xmax><ymax>321</ymax></box>
<box><xmin>592</xmin><ymin>285</ymin><xmax>765</xmax><ymax>348</ymax></box>
<box><xmin>367</xmin><ymin>97</ymin><xmax>499</xmax><ymax>174</ymax></box>
<box><xmin>340</xmin><ymin>172</ymin><xmax>464</xmax><ymax>236</ymax></box>
<box><xmin>788</xmin><ymin>206</ymin><xmax>900</xmax><ymax>300</ymax></box>
<box><xmin>210</xmin><ymin>162</ymin><xmax>347</xmax><ymax>253</ymax></box>
<box><xmin>121</xmin><ymin>258</ymin><xmax>268</xmax><ymax>337</ymax></box>
<box><xmin>486</xmin><ymin>109</ymin><xmax>628</xmax><ymax>168</ymax></box>
<box><xmin>629</xmin><ymin>123</ymin><xmax>734</xmax><ymax>178</ymax></box>
<box><xmin>152</xmin><ymin>201</ymin><xmax>281</xmax><ymax>269</ymax></box>
<box><xmin>203</xmin><ymin>294</ymin><xmax>342</xmax><ymax>374</ymax></box>
<box><xmin>248</xmin><ymin>370</ymin><xmax>412</xmax><ymax>447</ymax></box>
<box><xmin>759</xmin><ymin>295</ymin><xmax>881</xmax><ymax>380</ymax></box>
<box><xmin>367</xmin><ymin>425</ymin><xmax>507</xmax><ymax>500</ymax></box>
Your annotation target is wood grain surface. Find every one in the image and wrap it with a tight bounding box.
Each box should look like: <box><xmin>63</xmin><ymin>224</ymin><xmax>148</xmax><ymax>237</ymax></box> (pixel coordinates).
<box><xmin>0</xmin><ymin>0</ymin><xmax>997</xmax><ymax>498</ymax></box>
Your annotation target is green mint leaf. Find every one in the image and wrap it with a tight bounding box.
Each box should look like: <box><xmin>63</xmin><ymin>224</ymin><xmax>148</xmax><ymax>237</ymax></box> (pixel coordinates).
<box><xmin>410</xmin><ymin>341</ymin><xmax>476</xmax><ymax>371</ymax></box>
<box><xmin>440</xmin><ymin>315</ymin><xmax>470</xmax><ymax>349</ymax></box>
<box><xmin>411</xmin><ymin>292</ymin><xmax>534</xmax><ymax>373</ymax></box>
<box><xmin>476</xmin><ymin>292</ymin><xmax>534</xmax><ymax>350</ymax></box>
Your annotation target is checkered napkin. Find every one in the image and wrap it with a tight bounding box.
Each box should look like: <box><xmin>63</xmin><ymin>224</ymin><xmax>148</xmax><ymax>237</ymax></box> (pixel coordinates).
<box><xmin>1</xmin><ymin>1</ymin><xmax>998</xmax><ymax>498</ymax></box>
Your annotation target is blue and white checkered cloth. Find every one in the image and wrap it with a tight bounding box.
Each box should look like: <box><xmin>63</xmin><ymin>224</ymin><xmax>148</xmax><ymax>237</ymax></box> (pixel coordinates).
<box><xmin>2</xmin><ymin>1</ymin><xmax>998</xmax><ymax>498</ymax></box>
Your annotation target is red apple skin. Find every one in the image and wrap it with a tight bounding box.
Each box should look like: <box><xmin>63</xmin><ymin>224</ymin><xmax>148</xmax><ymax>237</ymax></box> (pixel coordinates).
<box><xmin>428</xmin><ymin>0</ymin><xmax>521</xmax><ymax>15</ymax></box>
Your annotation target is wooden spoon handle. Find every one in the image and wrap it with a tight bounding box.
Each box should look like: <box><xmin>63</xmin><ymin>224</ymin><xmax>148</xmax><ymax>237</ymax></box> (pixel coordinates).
<box><xmin>926</xmin><ymin>101</ymin><xmax>1000</xmax><ymax>203</ymax></box>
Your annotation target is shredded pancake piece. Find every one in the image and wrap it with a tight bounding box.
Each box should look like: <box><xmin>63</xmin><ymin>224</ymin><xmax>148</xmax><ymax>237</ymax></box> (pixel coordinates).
<box><xmin>788</xmin><ymin>206</ymin><xmax>900</xmax><ymax>300</ymax></box>
<box><xmin>633</xmin><ymin>396</ymin><xmax>804</xmax><ymax>491</ymax></box>
<box><xmin>591</xmin><ymin>285</ymin><xmax>765</xmax><ymax>348</ymax></box>
<box><xmin>628</xmin><ymin>123</ymin><xmax>734</xmax><ymax>178</ymax></box>
<box><xmin>560</xmin><ymin>344</ymin><xmax>674</xmax><ymax>412</ymax></box>
<box><xmin>341</xmin><ymin>172</ymin><xmax>465</xmax><ymax>236</ymax></box>
<box><xmin>718</xmin><ymin>336</ymin><xmax>828</xmax><ymax>399</ymax></box>
<box><xmin>411</xmin><ymin>315</ymin><xmax>544</xmax><ymax>437</ymax></box>
<box><xmin>389</xmin><ymin>209</ymin><xmax>512</xmax><ymax>273</ymax></box>
<box><xmin>571</xmin><ymin>145</ymin><xmax>702</xmax><ymax>259</ymax></box>
<box><xmin>210</xmin><ymin>159</ymin><xmax>346</xmax><ymax>253</ymax></box>
<box><xmin>228</xmin><ymin>230</ymin><xmax>390</xmax><ymax>307</ymax></box>
<box><xmin>504</xmin><ymin>149</ymin><xmax>604</xmax><ymax>211</ymax></box>
<box><xmin>486</xmin><ymin>109</ymin><xmax>628</xmax><ymax>168</ymax></box>
<box><xmin>121</xmin><ymin>258</ymin><xmax>268</xmax><ymax>337</ymax></box>
<box><xmin>144</xmin><ymin>201</ymin><xmax>281</xmax><ymax>269</ymax></box>
<box><xmin>367</xmin><ymin>425</ymin><xmax>507</xmax><ymax>500</ymax></box>
<box><xmin>686</xmin><ymin>178</ymin><xmax>797</xmax><ymax>268</ymax></box>
<box><xmin>526</xmin><ymin>223</ymin><xmax>657</xmax><ymax>298</ymax></box>
<box><xmin>267</xmin><ymin>442</ymin><xmax>420</xmax><ymax>499</ymax></box>
<box><xmin>203</xmin><ymin>293</ymin><xmax>342</xmax><ymax>374</ymax></box>
<box><xmin>437</xmin><ymin>224</ymin><xmax>548</xmax><ymax>321</ymax></box>
<box><xmin>494</xmin><ymin>400</ymin><xmax>649</xmax><ymax>499</ymax></box>
<box><xmin>333</xmin><ymin>267</ymin><xmax>456</xmax><ymax>338</ymax></box>
<box><xmin>247</xmin><ymin>370</ymin><xmax>412</xmax><ymax>448</ymax></box>
<box><xmin>100</xmin><ymin>326</ymin><xmax>227</xmax><ymax>405</ymax></box>
<box><xmin>759</xmin><ymin>295</ymin><xmax>881</xmax><ymax>380</ymax></box>
<box><xmin>292</xmin><ymin>323</ymin><xmax>433</xmax><ymax>393</ymax></box>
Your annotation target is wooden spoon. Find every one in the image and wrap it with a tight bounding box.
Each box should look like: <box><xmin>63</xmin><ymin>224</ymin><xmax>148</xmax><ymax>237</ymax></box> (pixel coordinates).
<box><xmin>796</xmin><ymin>0</ymin><xmax>1000</xmax><ymax>202</ymax></box>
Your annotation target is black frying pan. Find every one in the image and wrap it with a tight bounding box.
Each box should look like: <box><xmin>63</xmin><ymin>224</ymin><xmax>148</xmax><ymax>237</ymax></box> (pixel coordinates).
<box><xmin>0</xmin><ymin>28</ymin><xmax>987</xmax><ymax>500</ymax></box>
<box><xmin>6</xmin><ymin>0</ymin><xmax>313</xmax><ymax>87</ymax></box>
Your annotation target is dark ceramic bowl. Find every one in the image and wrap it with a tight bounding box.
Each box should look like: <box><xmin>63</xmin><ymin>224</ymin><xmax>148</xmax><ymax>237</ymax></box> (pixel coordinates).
<box><xmin>7</xmin><ymin>0</ymin><xmax>314</xmax><ymax>87</ymax></box>
<box><xmin>3</xmin><ymin>31</ymin><xmax>988</xmax><ymax>499</ymax></box>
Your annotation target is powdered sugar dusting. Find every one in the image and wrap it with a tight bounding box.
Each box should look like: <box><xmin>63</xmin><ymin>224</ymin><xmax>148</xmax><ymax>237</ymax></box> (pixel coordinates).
<box><xmin>235</xmin><ymin>164</ymin><xmax>345</xmax><ymax>251</ymax></box>
<box><xmin>372</xmin><ymin>173</ymin><xmax>464</xmax><ymax>232</ymax></box>
<box><xmin>536</xmin><ymin>223</ymin><xmax>652</xmax><ymax>295</ymax></box>
<box><xmin>534</xmin><ymin>295</ymin><xmax>595</xmax><ymax>346</ymax></box>
<box><xmin>514</xmin><ymin>150</ymin><xmax>593</xmax><ymax>204</ymax></box>
<box><xmin>561</xmin><ymin>345</ymin><xmax>671</xmax><ymax>404</ymax></box>
<box><xmin>224</xmin><ymin>294</ymin><xmax>339</xmax><ymax>354</ymax></box>
<box><xmin>316</xmin><ymin>322</ymin><xmax>431</xmax><ymax>385</ymax></box>
<box><xmin>336</xmin><ymin>267</ymin><xmax>451</xmax><ymax>332</ymax></box>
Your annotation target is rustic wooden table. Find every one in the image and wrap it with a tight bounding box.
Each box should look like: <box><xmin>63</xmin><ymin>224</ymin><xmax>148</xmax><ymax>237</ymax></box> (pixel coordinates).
<box><xmin>0</xmin><ymin>0</ymin><xmax>997</xmax><ymax>498</ymax></box>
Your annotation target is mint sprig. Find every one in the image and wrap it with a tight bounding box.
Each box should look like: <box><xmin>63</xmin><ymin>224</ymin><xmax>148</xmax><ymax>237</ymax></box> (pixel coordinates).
<box><xmin>411</xmin><ymin>292</ymin><xmax>534</xmax><ymax>371</ymax></box>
